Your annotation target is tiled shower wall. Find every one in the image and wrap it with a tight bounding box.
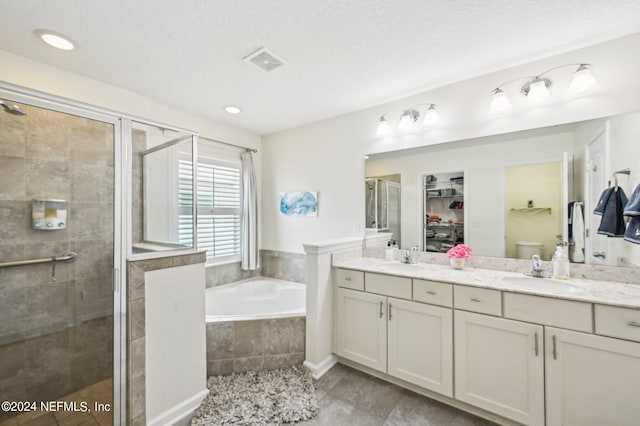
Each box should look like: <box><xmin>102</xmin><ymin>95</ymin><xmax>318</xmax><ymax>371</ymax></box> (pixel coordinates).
<box><xmin>0</xmin><ymin>103</ymin><xmax>114</xmax><ymax>420</ymax></box>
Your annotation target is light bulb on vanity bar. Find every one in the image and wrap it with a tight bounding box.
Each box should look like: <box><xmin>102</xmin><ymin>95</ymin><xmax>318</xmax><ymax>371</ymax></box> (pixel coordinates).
<box><xmin>570</xmin><ymin>64</ymin><xmax>597</xmax><ymax>92</ymax></box>
<box><xmin>490</xmin><ymin>88</ymin><xmax>510</xmax><ymax>113</ymax></box>
<box><xmin>423</xmin><ymin>105</ymin><xmax>439</xmax><ymax>126</ymax></box>
<box><xmin>526</xmin><ymin>77</ymin><xmax>550</xmax><ymax>101</ymax></box>
<box><xmin>398</xmin><ymin>109</ymin><xmax>419</xmax><ymax>131</ymax></box>
<box><xmin>375</xmin><ymin>117</ymin><xmax>391</xmax><ymax>137</ymax></box>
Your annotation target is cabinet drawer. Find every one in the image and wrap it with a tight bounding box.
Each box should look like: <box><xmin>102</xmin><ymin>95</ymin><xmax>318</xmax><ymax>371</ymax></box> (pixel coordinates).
<box><xmin>335</xmin><ymin>268</ymin><xmax>364</xmax><ymax>291</ymax></box>
<box><xmin>504</xmin><ymin>293</ymin><xmax>592</xmax><ymax>333</ymax></box>
<box><xmin>595</xmin><ymin>304</ymin><xmax>640</xmax><ymax>343</ymax></box>
<box><xmin>454</xmin><ymin>286</ymin><xmax>502</xmax><ymax>316</ymax></box>
<box><xmin>413</xmin><ymin>279</ymin><xmax>453</xmax><ymax>307</ymax></box>
<box><xmin>365</xmin><ymin>273</ymin><xmax>412</xmax><ymax>299</ymax></box>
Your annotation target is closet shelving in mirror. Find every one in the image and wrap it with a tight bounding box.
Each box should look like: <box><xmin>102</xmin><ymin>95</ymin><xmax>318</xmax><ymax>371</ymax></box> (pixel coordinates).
<box><xmin>423</xmin><ymin>172</ymin><xmax>465</xmax><ymax>252</ymax></box>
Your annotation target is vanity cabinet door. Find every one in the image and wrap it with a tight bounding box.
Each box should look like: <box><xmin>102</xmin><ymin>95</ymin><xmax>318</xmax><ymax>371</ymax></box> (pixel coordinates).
<box><xmin>335</xmin><ymin>287</ymin><xmax>387</xmax><ymax>372</ymax></box>
<box><xmin>387</xmin><ymin>298</ymin><xmax>453</xmax><ymax>396</ymax></box>
<box><xmin>545</xmin><ymin>327</ymin><xmax>640</xmax><ymax>426</ymax></box>
<box><xmin>454</xmin><ymin>310</ymin><xmax>544</xmax><ymax>426</ymax></box>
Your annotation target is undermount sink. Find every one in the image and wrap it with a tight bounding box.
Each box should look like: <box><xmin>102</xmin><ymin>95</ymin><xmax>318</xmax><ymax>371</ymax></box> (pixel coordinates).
<box><xmin>501</xmin><ymin>276</ymin><xmax>585</xmax><ymax>294</ymax></box>
<box><xmin>378</xmin><ymin>262</ymin><xmax>427</xmax><ymax>273</ymax></box>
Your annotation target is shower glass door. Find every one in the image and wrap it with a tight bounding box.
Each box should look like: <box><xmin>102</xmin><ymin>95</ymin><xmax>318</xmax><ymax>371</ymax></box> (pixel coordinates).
<box><xmin>0</xmin><ymin>97</ymin><xmax>118</xmax><ymax>425</ymax></box>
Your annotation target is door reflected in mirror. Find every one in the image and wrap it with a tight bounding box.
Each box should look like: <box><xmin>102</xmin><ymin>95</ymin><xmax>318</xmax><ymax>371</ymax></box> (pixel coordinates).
<box><xmin>505</xmin><ymin>161</ymin><xmax>562</xmax><ymax>260</ymax></box>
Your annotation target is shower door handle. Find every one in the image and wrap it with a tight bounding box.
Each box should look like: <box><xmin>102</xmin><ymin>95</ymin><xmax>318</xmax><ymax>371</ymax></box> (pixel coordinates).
<box><xmin>113</xmin><ymin>268</ymin><xmax>120</xmax><ymax>293</ymax></box>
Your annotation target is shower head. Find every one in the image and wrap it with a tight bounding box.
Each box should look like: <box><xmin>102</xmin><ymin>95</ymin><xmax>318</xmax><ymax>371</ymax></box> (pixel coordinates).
<box><xmin>0</xmin><ymin>100</ymin><xmax>27</xmax><ymax>116</ymax></box>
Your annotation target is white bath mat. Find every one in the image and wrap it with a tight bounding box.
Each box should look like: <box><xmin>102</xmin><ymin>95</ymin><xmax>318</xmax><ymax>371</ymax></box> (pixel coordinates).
<box><xmin>191</xmin><ymin>366</ymin><xmax>318</xmax><ymax>425</ymax></box>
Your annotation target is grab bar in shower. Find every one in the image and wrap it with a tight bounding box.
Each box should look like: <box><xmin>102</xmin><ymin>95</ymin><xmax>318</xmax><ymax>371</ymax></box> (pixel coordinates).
<box><xmin>0</xmin><ymin>252</ymin><xmax>78</xmax><ymax>269</ymax></box>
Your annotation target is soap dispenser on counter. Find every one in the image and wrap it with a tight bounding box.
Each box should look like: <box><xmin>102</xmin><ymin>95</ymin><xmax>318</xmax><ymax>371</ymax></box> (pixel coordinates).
<box><xmin>386</xmin><ymin>241</ymin><xmax>394</xmax><ymax>261</ymax></box>
<box><xmin>552</xmin><ymin>244</ymin><xmax>570</xmax><ymax>280</ymax></box>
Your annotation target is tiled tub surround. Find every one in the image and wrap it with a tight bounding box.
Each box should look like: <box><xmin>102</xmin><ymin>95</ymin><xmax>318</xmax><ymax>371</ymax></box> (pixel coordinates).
<box><xmin>0</xmin><ymin>103</ymin><xmax>114</xmax><ymax>421</ymax></box>
<box><xmin>126</xmin><ymin>251</ymin><xmax>206</xmax><ymax>426</ymax></box>
<box><xmin>206</xmin><ymin>316</ymin><xmax>306</xmax><ymax>376</ymax></box>
<box><xmin>205</xmin><ymin>276</ymin><xmax>306</xmax><ymax>376</ymax></box>
<box><xmin>205</xmin><ymin>249</ymin><xmax>305</xmax><ymax>288</ymax></box>
<box><xmin>332</xmin><ymin>255</ymin><xmax>640</xmax><ymax>425</ymax></box>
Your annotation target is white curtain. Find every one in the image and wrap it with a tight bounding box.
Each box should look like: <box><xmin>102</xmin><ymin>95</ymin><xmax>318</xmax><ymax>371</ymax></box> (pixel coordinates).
<box><xmin>241</xmin><ymin>151</ymin><xmax>258</xmax><ymax>270</ymax></box>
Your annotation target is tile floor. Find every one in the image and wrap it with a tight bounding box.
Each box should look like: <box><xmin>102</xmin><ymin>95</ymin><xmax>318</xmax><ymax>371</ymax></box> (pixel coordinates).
<box><xmin>305</xmin><ymin>363</ymin><xmax>499</xmax><ymax>426</ymax></box>
<box><xmin>0</xmin><ymin>379</ymin><xmax>112</xmax><ymax>426</ymax></box>
<box><xmin>1</xmin><ymin>365</ymin><xmax>497</xmax><ymax>426</ymax></box>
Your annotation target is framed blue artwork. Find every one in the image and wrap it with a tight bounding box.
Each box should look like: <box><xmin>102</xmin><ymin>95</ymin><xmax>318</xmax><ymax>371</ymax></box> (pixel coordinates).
<box><xmin>279</xmin><ymin>192</ymin><xmax>318</xmax><ymax>216</ymax></box>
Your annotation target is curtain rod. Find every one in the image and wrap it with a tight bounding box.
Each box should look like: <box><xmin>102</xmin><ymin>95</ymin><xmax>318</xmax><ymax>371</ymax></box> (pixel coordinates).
<box><xmin>200</xmin><ymin>136</ymin><xmax>258</xmax><ymax>153</ymax></box>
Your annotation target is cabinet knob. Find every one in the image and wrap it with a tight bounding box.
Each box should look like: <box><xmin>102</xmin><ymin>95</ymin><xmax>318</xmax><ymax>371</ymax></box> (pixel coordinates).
<box><xmin>628</xmin><ymin>321</ymin><xmax>640</xmax><ymax>328</ymax></box>
<box><xmin>470</xmin><ymin>297</ymin><xmax>481</xmax><ymax>302</ymax></box>
<box><xmin>426</xmin><ymin>290</ymin><xmax>437</xmax><ymax>295</ymax></box>
<box><xmin>344</xmin><ymin>277</ymin><xmax>352</xmax><ymax>281</ymax></box>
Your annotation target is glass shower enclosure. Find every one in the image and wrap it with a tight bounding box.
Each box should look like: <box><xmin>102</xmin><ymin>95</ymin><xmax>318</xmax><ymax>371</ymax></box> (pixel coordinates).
<box><xmin>365</xmin><ymin>178</ymin><xmax>401</xmax><ymax>246</ymax></box>
<box><xmin>0</xmin><ymin>95</ymin><xmax>119</xmax><ymax>425</ymax></box>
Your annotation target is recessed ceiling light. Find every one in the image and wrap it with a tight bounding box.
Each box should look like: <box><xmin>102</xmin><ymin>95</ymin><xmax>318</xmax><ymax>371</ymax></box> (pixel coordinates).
<box><xmin>34</xmin><ymin>29</ymin><xmax>75</xmax><ymax>50</ymax></box>
<box><xmin>223</xmin><ymin>105</ymin><xmax>242</xmax><ymax>114</ymax></box>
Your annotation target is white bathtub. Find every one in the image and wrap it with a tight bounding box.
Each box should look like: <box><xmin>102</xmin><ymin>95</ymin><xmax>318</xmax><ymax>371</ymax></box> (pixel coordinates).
<box><xmin>205</xmin><ymin>277</ymin><xmax>306</xmax><ymax>322</ymax></box>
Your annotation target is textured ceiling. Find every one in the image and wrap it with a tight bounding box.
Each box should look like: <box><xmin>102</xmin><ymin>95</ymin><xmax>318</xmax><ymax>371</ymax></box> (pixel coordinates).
<box><xmin>1</xmin><ymin>0</ymin><xmax>640</xmax><ymax>134</ymax></box>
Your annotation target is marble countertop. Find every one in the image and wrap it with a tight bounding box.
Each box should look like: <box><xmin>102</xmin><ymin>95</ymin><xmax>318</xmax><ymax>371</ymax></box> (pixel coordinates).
<box><xmin>333</xmin><ymin>257</ymin><xmax>640</xmax><ymax>309</ymax></box>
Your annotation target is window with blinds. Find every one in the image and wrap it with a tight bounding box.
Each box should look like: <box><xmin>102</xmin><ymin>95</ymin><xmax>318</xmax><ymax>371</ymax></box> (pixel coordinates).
<box><xmin>178</xmin><ymin>155</ymin><xmax>242</xmax><ymax>262</ymax></box>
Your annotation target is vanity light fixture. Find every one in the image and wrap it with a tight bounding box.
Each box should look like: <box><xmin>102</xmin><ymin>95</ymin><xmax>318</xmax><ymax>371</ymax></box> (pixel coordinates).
<box><xmin>375</xmin><ymin>104</ymin><xmax>438</xmax><ymax>136</ymax></box>
<box><xmin>423</xmin><ymin>104</ymin><xmax>439</xmax><ymax>126</ymax></box>
<box><xmin>375</xmin><ymin>116</ymin><xmax>392</xmax><ymax>137</ymax></box>
<box><xmin>34</xmin><ymin>29</ymin><xmax>75</xmax><ymax>50</ymax></box>
<box><xmin>398</xmin><ymin>109</ymin><xmax>419</xmax><ymax>131</ymax></box>
<box><xmin>489</xmin><ymin>88</ymin><xmax>511</xmax><ymax>113</ymax></box>
<box><xmin>570</xmin><ymin>64</ymin><xmax>597</xmax><ymax>92</ymax></box>
<box><xmin>489</xmin><ymin>63</ymin><xmax>597</xmax><ymax>114</ymax></box>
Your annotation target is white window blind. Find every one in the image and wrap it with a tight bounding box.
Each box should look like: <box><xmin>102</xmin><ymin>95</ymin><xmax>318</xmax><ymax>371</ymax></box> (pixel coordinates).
<box><xmin>178</xmin><ymin>155</ymin><xmax>242</xmax><ymax>262</ymax></box>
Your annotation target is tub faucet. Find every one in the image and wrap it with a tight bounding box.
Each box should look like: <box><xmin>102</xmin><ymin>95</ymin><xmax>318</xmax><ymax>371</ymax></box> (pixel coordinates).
<box><xmin>530</xmin><ymin>254</ymin><xmax>544</xmax><ymax>277</ymax></box>
<box><xmin>402</xmin><ymin>247</ymin><xmax>418</xmax><ymax>264</ymax></box>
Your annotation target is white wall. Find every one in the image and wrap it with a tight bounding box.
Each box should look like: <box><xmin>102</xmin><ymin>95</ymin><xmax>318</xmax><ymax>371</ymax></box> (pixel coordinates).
<box><xmin>262</xmin><ymin>34</ymin><xmax>640</xmax><ymax>253</ymax></box>
<box><xmin>145</xmin><ymin>263</ymin><xmax>207</xmax><ymax>424</ymax></box>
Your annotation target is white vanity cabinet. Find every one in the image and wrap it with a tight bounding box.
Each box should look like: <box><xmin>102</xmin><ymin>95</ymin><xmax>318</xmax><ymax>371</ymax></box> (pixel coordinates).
<box><xmin>545</xmin><ymin>327</ymin><xmax>640</xmax><ymax>426</ymax></box>
<box><xmin>335</xmin><ymin>286</ymin><xmax>387</xmax><ymax>372</ymax></box>
<box><xmin>333</xmin><ymin>263</ymin><xmax>640</xmax><ymax>426</ymax></box>
<box><xmin>454</xmin><ymin>310</ymin><xmax>545</xmax><ymax>426</ymax></box>
<box><xmin>387</xmin><ymin>297</ymin><xmax>453</xmax><ymax>396</ymax></box>
<box><xmin>334</xmin><ymin>271</ymin><xmax>454</xmax><ymax>397</ymax></box>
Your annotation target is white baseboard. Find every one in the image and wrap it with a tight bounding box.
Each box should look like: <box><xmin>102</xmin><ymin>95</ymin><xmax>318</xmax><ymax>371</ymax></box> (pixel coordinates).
<box><xmin>147</xmin><ymin>388</ymin><xmax>209</xmax><ymax>426</ymax></box>
<box><xmin>303</xmin><ymin>355</ymin><xmax>337</xmax><ymax>379</ymax></box>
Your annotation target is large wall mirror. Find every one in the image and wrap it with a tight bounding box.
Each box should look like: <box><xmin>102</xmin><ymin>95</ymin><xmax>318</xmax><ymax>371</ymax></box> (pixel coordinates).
<box><xmin>365</xmin><ymin>111</ymin><xmax>640</xmax><ymax>268</ymax></box>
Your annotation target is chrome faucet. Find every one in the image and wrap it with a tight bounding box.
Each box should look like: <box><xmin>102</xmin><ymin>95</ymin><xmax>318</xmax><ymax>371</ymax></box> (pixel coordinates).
<box><xmin>402</xmin><ymin>247</ymin><xmax>418</xmax><ymax>264</ymax></box>
<box><xmin>529</xmin><ymin>254</ymin><xmax>544</xmax><ymax>277</ymax></box>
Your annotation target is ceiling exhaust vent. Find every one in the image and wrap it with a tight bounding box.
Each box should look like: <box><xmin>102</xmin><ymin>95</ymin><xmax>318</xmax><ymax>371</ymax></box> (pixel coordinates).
<box><xmin>243</xmin><ymin>47</ymin><xmax>286</xmax><ymax>72</ymax></box>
